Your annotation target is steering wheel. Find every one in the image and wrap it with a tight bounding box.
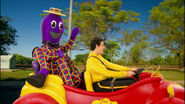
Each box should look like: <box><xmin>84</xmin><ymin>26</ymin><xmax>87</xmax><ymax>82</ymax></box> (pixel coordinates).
<box><xmin>133</xmin><ymin>68</ymin><xmax>145</xmax><ymax>81</ymax></box>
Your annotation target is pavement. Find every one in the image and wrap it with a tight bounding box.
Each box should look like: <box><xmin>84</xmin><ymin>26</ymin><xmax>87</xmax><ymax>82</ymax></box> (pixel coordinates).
<box><xmin>0</xmin><ymin>81</ymin><xmax>25</xmax><ymax>104</ymax></box>
<box><xmin>1</xmin><ymin>81</ymin><xmax>25</xmax><ymax>89</ymax></box>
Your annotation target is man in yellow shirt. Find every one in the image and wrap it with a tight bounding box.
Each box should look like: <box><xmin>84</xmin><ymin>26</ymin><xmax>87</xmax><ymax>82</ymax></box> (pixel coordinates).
<box><xmin>86</xmin><ymin>37</ymin><xmax>138</xmax><ymax>92</ymax></box>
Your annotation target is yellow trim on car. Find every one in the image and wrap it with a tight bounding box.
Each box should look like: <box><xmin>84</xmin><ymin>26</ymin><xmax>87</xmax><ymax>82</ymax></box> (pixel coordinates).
<box><xmin>97</xmin><ymin>83</ymin><xmax>128</xmax><ymax>89</ymax></box>
<box><xmin>20</xmin><ymin>74</ymin><xmax>67</xmax><ymax>104</ymax></box>
<box><xmin>151</xmin><ymin>65</ymin><xmax>162</xmax><ymax>77</ymax></box>
<box><xmin>92</xmin><ymin>98</ymin><xmax>118</xmax><ymax>104</ymax></box>
<box><xmin>167</xmin><ymin>84</ymin><xmax>174</xmax><ymax>98</ymax></box>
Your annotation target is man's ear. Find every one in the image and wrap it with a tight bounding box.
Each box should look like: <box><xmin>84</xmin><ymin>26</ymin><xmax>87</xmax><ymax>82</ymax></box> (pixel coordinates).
<box><xmin>95</xmin><ymin>44</ymin><xmax>99</xmax><ymax>48</ymax></box>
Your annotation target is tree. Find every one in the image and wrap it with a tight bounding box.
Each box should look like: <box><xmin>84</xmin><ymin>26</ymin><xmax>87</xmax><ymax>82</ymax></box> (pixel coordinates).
<box><xmin>67</xmin><ymin>0</ymin><xmax>139</xmax><ymax>49</ymax></box>
<box><xmin>73</xmin><ymin>53</ymin><xmax>89</xmax><ymax>65</ymax></box>
<box><xmin>147</xmin><ymin>0</ymin><xmax>184</xmax><ymax>69</ymax></box>
<box><xmin>119</xmin><ymin>29</ymin><xmax>148</xmax><ymax>65</ymax></box>
<box><xmin>149</xmin><ymin>56</ymin><xmax>167</xmax><ymax>65</ymax></box>
<box><xmin>102</xmin><ymin>39</ymin><xmax>121</xmax><ymax>62</ymax></box>
<box><xmin>165</xmin><ymin>55</ymin><xmax>179</xmax><ymax>65</ymax></box>
<box><xmin>0</xmin><ymin>16</ymin><xmax>18</xmax><ymax>55</ymax></box>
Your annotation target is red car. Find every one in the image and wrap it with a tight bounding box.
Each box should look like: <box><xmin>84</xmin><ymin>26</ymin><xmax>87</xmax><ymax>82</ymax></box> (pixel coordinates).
<box><xmin>14</xmin><ymin>69</ymin><xmax>184</xmax><ymax>104</ymax></box>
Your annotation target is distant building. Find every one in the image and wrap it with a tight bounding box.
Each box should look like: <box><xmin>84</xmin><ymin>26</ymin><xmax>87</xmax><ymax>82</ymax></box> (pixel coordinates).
<box><xmin>0</xmin><ymin>55</ymin><xmax>16</xmax><ymax>69</ymax></box>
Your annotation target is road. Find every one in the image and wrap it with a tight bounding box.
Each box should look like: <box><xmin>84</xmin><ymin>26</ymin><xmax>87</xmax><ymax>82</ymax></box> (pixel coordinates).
<box><xmin>0</xmin><ymin>81</ymin><xmax>25</xmax><ymax>104</ymax></box>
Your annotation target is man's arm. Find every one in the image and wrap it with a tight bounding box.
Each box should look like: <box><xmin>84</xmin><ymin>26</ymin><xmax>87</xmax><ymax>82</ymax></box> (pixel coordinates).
<box><xmin>100</xmin><ymin>56</ymin><xmax>130</xmax><ymax>71</ymax></box>
<box><xmin>87</xmin><ymin>58</ymin><xmax>127</xmax><ymax>78</ymax></box>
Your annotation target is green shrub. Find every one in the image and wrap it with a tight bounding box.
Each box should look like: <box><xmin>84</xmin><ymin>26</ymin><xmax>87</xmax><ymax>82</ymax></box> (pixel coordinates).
<box><xmin>13</xmin><ymin>54</ymin><xmax>32</xmax><ymax>64</ymax></box>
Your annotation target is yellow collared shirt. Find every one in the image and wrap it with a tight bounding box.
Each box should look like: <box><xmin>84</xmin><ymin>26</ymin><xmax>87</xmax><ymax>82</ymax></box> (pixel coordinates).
<box><xmin>86</xmin><ymin>51</ymin><xmax>130</xmax><ymax>83</ymax></box>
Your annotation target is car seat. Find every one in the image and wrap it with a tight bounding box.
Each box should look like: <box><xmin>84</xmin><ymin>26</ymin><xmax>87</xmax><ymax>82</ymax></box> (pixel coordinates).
<box><xmin>84</xmin><ymin>71</ymin><xmax>94</xmax><ymax>92</ymax></box>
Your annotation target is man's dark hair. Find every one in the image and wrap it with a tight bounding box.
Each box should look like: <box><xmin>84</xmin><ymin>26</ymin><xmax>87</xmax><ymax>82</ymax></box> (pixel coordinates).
<box><xmin>90</xmin><ymin>37</ymin><xmax>104</xmax><ymax>50</ymax></box>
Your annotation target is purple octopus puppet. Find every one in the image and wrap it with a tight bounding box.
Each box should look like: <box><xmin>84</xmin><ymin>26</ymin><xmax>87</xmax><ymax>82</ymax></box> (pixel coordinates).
<box><xmin>27</xmin><ymin>7</ymin><xmax>81</xmax><ymax>88</ymax></box>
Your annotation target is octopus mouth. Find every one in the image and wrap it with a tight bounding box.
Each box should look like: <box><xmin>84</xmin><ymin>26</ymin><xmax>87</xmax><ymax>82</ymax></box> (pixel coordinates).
<box><xmin>49</xmin><ymin>31</ymin><xmax>61</xmax><ymax>39</ymax></box>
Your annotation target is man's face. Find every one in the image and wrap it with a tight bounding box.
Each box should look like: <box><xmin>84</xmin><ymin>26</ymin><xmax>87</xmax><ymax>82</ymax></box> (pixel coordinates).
<box><xmin>96</xmin><ymin>41</ymin><xmax>106</xmax><ymax>55</ymax></box>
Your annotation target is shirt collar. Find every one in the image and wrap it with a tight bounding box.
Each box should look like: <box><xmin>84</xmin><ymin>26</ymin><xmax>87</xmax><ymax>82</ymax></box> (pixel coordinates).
<box><xmin>89</xmin><ymin>51</ymin><xmax>100</xmax><ymax>57</ymax></box>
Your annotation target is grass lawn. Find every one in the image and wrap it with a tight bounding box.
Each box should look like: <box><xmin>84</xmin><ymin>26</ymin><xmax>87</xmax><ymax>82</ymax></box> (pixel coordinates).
<box><xmin>144</xmin><ymin>70</ymin><xmax>184</xmax><ymax>81</ymax></box>
<box><xmin>159</xmin><ymin>70</ymin><xmax>184</xmax><ymax>80</ymax></box>
<box><xmin>0</xmin><ymin>69</ymin><xmax>184</xmax><ymax>81</ymax></box>
<box><xmin>0</xmin><ymin>70</ymin><xmax>32</xmax><ymax>80</ymax></box>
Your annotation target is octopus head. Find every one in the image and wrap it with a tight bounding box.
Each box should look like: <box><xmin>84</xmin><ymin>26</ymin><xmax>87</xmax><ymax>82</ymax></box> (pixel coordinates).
<box><xmin>41</xmin><ymin>14</ymin><xmax>64</xmax><ymax>45</ymax></box>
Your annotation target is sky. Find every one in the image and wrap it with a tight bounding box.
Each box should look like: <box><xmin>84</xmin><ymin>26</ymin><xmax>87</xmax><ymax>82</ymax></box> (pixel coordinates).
<box><xmin>1</xmin><ymin>0</ymin><xmax>164</xmax><ymax>59</ymax></box>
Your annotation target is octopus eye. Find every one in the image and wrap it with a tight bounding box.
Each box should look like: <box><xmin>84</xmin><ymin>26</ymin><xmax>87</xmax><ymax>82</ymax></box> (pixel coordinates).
<box><xmin>51</xmin><ymin>20</ymin><xmax>57</xmax><ymax>28</ymax></box>
<box><xmin>59</xmin><ymin>22</ymin><xmax>63</xmax><ymax>30</ymax></box>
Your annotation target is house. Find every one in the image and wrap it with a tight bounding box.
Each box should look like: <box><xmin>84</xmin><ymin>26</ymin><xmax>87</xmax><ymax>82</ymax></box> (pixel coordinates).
<box><xmin>0</xmin><ymin>55</ymin><xmax>16</xmax><ymax>69</ymax></box>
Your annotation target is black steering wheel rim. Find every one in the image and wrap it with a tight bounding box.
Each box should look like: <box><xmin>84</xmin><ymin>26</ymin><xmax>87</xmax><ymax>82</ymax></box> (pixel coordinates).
<box><xmin>133</xmin><ymin>68</ymin><xmax>145</xmax><ymax>81</ymax></box>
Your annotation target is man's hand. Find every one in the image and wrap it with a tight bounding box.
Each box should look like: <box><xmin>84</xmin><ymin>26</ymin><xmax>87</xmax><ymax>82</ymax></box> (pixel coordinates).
<box><xmin>127</xmin><ymin>71</ymin><xmax>135</xmax><ymax>77</ymax></box>
<box><xmin>130</xmin><ymin>68</ymin><xmax>138</xmax><ymax>71</ymax></box>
